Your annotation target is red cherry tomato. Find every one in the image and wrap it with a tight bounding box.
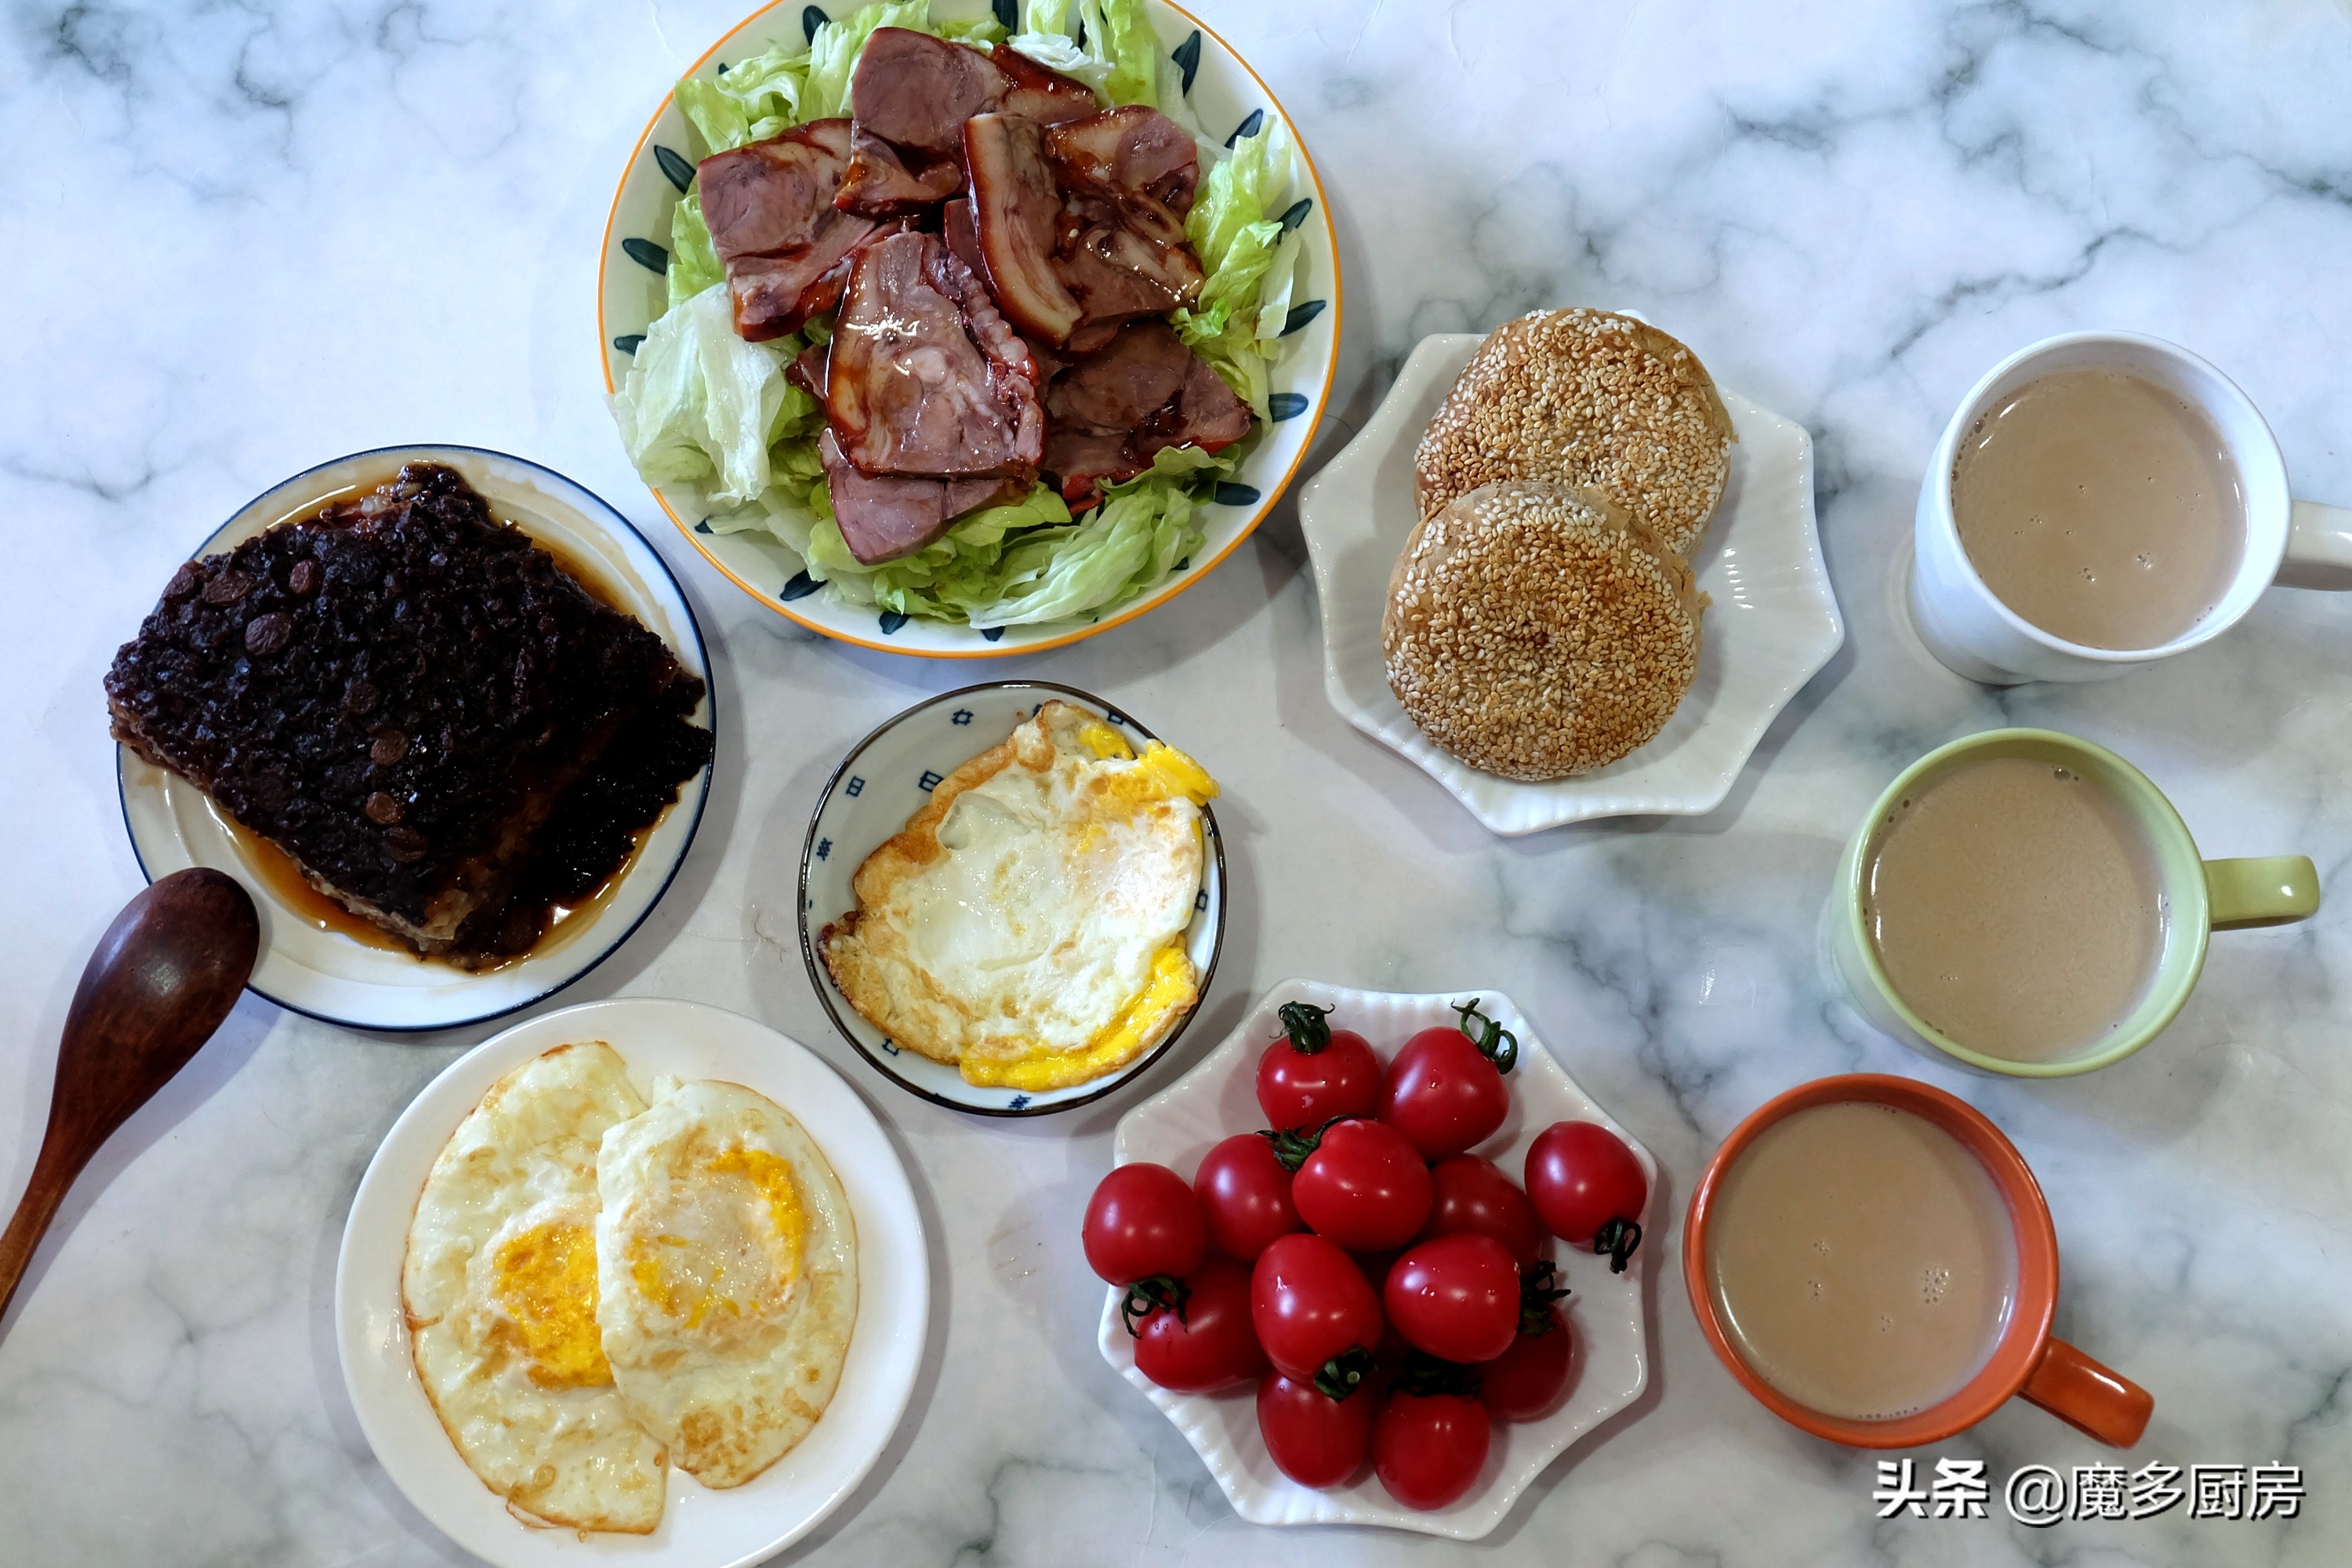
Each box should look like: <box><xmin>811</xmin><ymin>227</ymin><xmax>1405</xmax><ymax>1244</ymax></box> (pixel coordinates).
<box><xmin>1375</xmin><ymin>1388</ymin><xmax>1491</xmax><ymax>1510</ymax></box>
<box><xmin>1482</xmin><ymin>1304</ymin><xmax>1575</xmax><ymax>1422</ymax></box>
<box><xmin>1257</xmin><ymin>1373</ymin><xmax>1375</xmax><ymax>1490</ymax></box>
<box><xmin>1083</xmin><ymin>1162</ymin><xmax>1208</xmax><ymax>1285</ymax></box>
<box><xmin>1257</xmin><ymin>1001</ymin><xmax>1383</xmax><ymax>1131</ymax></box>
<box><xmin>1132</xmin><ymin>1258</ymin><xmax>1268</xmax><ymax>1393</ymax></box>
<box><xmin>1380</xmin><ymin>1000</ymin><xmax>1518</xmax><ymax>1160</ymax></box>
<box><xmin>1250</xmin><ymin>1233</ymin><xmax>1383</xmax><ymax>1386</ymax></box>
<box><xmin>1383</xmin><ymin>1233</ymin><xmax>1521</xmax><ymax>1363</ymax></box>
<box><xmin>1285</xmin><ymin>1117</ymin><xmax>1433</xmax><ymax>1250</ymax></box>
<box><xmin>1524</xmin><ymin>1121</ymin><xmax>1649</xmax><ymax>1271</ymax></box>
<box><xmin>1420</xmin><ymin>1154</ymin><xmax>1544</xmax><ymax>1265</ymax></box>
<box><xmin>1195</xmin><ymin>1134</ymin><xmax>1304</xmax><ymax>1261</ymax></box>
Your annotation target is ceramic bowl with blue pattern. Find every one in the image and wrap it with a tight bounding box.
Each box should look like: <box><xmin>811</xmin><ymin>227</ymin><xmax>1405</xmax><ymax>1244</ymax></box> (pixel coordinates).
<box><xmin>598</xmin><ymin>0</ymin><xmax>1340</xmax><ymax>658</ymax></box>
<box><xmin>797</xmin><ymin>681</ymin><xmax>1226</xmax><ymax>1115</ymax></box>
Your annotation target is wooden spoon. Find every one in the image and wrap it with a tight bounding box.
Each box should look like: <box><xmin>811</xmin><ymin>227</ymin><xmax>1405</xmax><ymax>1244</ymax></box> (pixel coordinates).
<box><xmin>0</xmin><ymin>868</ymin><xmax>260</xmax><ymax>1321</ymax></box>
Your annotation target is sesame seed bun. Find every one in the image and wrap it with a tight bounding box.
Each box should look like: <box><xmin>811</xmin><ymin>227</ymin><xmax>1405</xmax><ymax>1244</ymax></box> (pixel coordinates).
<box><xmin>1383</xmin><ymin>481</ymin><xmax>1704</xmax><ymax>781</ymax></box>
<box><xmin>1414</xmin><ymin>309</ymin><xmax>1735</xmax><ymax>558</ymax></box>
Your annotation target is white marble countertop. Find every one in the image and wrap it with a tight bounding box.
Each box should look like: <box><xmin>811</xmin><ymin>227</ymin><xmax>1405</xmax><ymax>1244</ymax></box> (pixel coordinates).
<box><xmin>4</xmin><ymin>2</ymin><xmax>2350</xmax><ymax>1563</ymax></box>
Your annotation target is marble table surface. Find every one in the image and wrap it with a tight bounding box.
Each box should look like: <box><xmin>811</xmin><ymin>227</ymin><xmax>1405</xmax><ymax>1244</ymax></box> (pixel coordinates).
<box><xmin>4</xmin><ymin>2</ymin><xmax>2349</xmax><ymax>1563</ymax></box>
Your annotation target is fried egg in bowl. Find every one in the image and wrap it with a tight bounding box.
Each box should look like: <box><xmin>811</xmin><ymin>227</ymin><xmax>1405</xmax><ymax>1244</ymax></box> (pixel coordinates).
<box><xmin>818</xmin><ymin>699</ymin><xmax>1218</xmax><ymax>1093</ymax></box>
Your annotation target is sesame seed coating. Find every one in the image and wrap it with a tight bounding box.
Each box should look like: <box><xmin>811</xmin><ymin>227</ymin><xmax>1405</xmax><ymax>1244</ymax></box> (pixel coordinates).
<box><xmin>1382</xmin><ymin>481</ymin><xmax>1704</xmax><ymax>781</ymax></box>
<box><xmin>1414</xmin><ymin>309</ymin><xmax>1735</xmax><ymax>558</ymax></box>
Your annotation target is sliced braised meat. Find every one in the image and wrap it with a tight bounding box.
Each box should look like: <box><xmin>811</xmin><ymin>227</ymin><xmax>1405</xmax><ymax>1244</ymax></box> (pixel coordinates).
<box><xmin>1040</xmin><ymin>107</ymin><xmax>1207</xmax><ymax>336</ymax></box>
<box><xmin>826</xmin><ymin>230</ymin><xmax>1045</xmax><ymax>480</ymax></box>
<box><xmin>698</xmin><ymin>118</ymin><xmax>882</xmax><ymax>340</ymax></box>
<box><xmin>1045</xmin><ymin>105</ymin><xmax>1200</xmax><ymax>216</ymax></box>
<box><xmin>818</xmin><ymin>431</ymin><xmax>1025</xmax><ymax>565</ymax></box>
<box><xmin>836</xmin><ymin>30</ymin><xmax>1098</xmax><ymax>217</ymax></box>
<box><xmin>990</xmin><ymin>42</ymin><xmax>1100</xmax><ymax>125</ymax></box>
<box><xmin>942</xmin><ymin>197</ymin><xmax>982</xmax><ymax>271</ymax></box>
<box><xmin>965</xmin><ymin>114</ymin><xmax>1084</xmax><ymax>344</ymax></box>
<box><xmin>1043</xmin><ymin>321</ymin><xmax>1251</xmax><ymax>503</ymax></box>
<box><xmin>788</xmin><ymin>339</ymin><xmax>830</xmax><ymax>400</ymax></box>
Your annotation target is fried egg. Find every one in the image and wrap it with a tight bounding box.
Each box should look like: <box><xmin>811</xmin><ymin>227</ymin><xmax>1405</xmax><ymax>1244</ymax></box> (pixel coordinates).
<box><xmin>593</xmin><ymin>1078</ymin><xmax>858</xmax><ymax>1488</ymax></box>
<box><xmin>401</xmin><ymin>1042</ymin><xmax>666</xmax><ymax>1534</ymax></box>
<box><xmin>818</xmin><ymin>700</ymin><xmax>1216</xmax><ymax>1091</ymax></box>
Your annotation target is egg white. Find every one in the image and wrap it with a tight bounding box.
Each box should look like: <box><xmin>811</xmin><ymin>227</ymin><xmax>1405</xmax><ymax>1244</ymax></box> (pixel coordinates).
<box><xmin>593</xmin><ymin>1077</ymin><xmax>859</xmax><ymax>1489</ymax></box>
<box><xmin>818</xmin><ymin>700</ymin><xmax>1212</xmax><ymax>1089</ymax></box>
<box><xmin>401</xmin><ymin>1042</ymin><xmax>666</xmax><ymax>1534</ymax></box>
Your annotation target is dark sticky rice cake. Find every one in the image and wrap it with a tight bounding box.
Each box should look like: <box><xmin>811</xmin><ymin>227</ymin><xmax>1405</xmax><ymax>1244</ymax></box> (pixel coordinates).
<box><xmin>106</xmin><ymin>463</ymin><xmax>713</xmax><ymax>967</ymax></box>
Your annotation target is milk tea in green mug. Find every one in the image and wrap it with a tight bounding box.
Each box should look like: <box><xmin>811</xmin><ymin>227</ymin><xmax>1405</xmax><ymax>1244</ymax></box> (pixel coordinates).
<box><xmin>1823</xmin><ymin>729</ymin><xmax>2319</xmax><ymax>1076</ymax></box>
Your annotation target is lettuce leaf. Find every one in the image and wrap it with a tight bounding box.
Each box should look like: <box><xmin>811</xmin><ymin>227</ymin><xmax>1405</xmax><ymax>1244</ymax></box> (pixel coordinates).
<box><xmin>675</xmin><ymin>42</ymin><xmax>810</xmax><ymax>153</ymax></box>
<box><xmin>609</xmin><ymin>284</ymin><xmax>807</xmax><ymax>506</ymax></box>
<box><xmin>804</xmin><ymin>1</ymin><xmax>935</xmax><ymax>120</ymax></box>
<box><xmin>1171</xmin><ymin>118</ymin><xmax>1298</xmax><ymax>416</ymax></box>
<box><xmin>667</xmin><ymin>189</ymin><xmax>726</xmax><ymax>307</ymax></box>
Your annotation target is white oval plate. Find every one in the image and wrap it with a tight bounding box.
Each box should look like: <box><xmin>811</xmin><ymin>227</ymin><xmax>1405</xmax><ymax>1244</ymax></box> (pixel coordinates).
<box><xmin>336</xmin><ymin>996</ymin><xmax>929</xmax><ymax>1568</ymax></box>
<box><xmin>1298</xmin><ymin>330</ymin><xmax>1846</xmax><ymax>834</ymax></box>
<box><xmin>596</xmin><ymin>0</ymin><xmax>1341</xmax><ymax>658</ymax></box>
<box><xmin>1098</xmin><ymin>981</ymin><xmax>1656</xmax><ymax>1539</ymax></box>
<box><xmin>798</xmin><ymin>681</ymin><xmax>1225</xmax><ymax>1115</ymax></box>
<box><xmin>116</xmin><ymin>446</ymin><xmax>714</xmax><ymax>1032</ymax></box>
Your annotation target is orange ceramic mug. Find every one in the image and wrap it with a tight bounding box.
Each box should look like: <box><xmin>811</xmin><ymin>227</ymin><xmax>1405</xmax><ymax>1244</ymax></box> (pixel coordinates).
<box><xmin>1683</xmin><ymin>1073</ymin><xmax>2152</xmax><ymax>1448</ymax></box>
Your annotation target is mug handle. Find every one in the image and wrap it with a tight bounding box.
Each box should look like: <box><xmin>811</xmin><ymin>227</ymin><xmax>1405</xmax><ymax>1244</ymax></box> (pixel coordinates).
<box><xmin>2022</xmin><ymin>1338</ymin><xmax>2154</xmax><ymax>1446</ymax></box>
<box><xmin>2278</xmin><ymin>501</ymin><xmax>2352</xmax><ymax>589</ymax></box>
<box><xmin>2205</xmin><ymin>856</ymin><xmax>2321</xmax><ymax>930</ymax></box>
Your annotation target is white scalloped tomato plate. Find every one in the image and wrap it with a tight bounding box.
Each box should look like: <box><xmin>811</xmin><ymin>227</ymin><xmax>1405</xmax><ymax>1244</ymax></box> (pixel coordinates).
<box><xmin>1298</xmin><ymin>328</ymin><xmax>1844</xmax><ymax>834</ymax></box>
<box><xmin>1097</xmin><ymin>981</ymin><xmax>1657</xmax><ymax>1538</ymax></box>
<box><xmin>597</xmin><ymin>0</ymin><xmax>1341</xmax><ymax>657</ymax></box>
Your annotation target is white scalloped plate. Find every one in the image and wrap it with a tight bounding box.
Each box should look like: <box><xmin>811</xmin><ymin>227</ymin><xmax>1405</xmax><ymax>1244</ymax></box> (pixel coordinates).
<box><xmin>1097</xmin><ymin>981</ymin><xmax>1657</xmax><ymax>1538</ymax></box>
<box><xmin>1297</xmin><ymin>329</ymin><xmax>1845</xmax><ymax>834</ymax></box>
<box><xmin>596</xmin><ymin>0</ymin><xmax>1341</xmax><ymax>658</ymax></box>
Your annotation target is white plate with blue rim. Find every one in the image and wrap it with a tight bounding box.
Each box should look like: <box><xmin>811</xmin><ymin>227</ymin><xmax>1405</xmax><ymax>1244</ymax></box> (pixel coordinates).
<box><xmin>114</xmin><ymin>446</ymin><xmax>714</xmax><ymax>1033</ymax></box>
<box><xmin>797</xmin><ymin>680</ymin><xmax>1225</xmax><ymax>1114</ymax></box>
<box><xmin>596</xmin><ymin>0</ymin><xmax>1341</xmax><ymax>658</ymax></box>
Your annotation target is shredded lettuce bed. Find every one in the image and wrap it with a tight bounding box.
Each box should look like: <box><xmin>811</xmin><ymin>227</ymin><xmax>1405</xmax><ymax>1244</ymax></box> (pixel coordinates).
<box><xmin>608</xmin><ymin>0</ymin><xmax>1305</xmax><ymax>630</ymax></box>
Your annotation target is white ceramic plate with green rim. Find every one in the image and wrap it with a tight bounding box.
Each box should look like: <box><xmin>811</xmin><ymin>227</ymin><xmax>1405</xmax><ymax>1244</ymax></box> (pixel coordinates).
<box><xmin>797</xmin><ymin>681</ymin><xmax>1225</xmax><ymax>1115</ymax></box>
<box><xmin>596</xmin><ymin>0</ymin><xmax>1341</xmax><ymax>658</ymax></box>
<box><xmin>114</xmin><ymin>446</ymin><xmax>714</xmax><ymax>1033</ymax></box>
<box><xmin>1098</xmin><ymin>981</ymin><xmax>1658</xmax><ymax>1537</ymax></box>
<box><xmin>1298</xmin><ymin>328</ymin><xmax>1846</xmax><ymax>835</ymax></box>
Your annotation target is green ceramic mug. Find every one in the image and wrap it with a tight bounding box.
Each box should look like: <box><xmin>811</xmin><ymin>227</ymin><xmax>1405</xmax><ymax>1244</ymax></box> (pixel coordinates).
<box><xmin>1821</xmin><ymin>728</ymin><xmax>2320</xmax><ymax>1077</ymax></box>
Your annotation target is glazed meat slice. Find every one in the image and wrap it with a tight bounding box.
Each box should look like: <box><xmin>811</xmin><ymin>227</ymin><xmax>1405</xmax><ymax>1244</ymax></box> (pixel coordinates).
<box><xmin>1044</xmin><ymin>321</ymin><xmax>1253</xmax><ymax>503</ymax></box>
<box><xmin>837</xmin><ymin>29</ymin><xmax>1097</xmax><ymax>217</ymax></box>
<box><xmin>942</xmin><ymin>196</ymin><xmax>983</xmax><ymax>271</ymax></box>
<box><xmin>698</xmin><ymin>118</ymin><xmax>883</xmax><ymax>339</ymax></box>
<box><xmin>1043</xmin><ymin>107</ymin><xmax>1207</xmax><ymax>334</ymax></box>
<box><xmin>827</xmin><ymin>229</ymin><xmax>1046</xmax><ymax>479</ymax></box>
<box><xmin>104</xmin><ymin>464</ymin><xmax>712</xmax><ymax>966</ymax></box>
<box><xmin>818</xmin><ymin>430</ymin><xmax>1027</xmax><ymax>564</ymax></box>
<box><xmin>964</xmin><ymin>114</ymin><xmax>1083</xmax><ymax>343</ymax></box>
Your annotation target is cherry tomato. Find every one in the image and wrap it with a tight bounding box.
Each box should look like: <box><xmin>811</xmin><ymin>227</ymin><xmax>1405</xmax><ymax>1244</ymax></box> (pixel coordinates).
<box><xmin>1479</xmin><ymin>1261</ymin><xmax>1576</xmax><ymax>1422</ymax></box>
<box><xmin>1257</xmin><ymin>1372</ymin><xmax>1375</xmax><ymax>1490</ymax></box>
<box><xmin>1195</xmin><ymin>1134</ymin><xmax>1303</xmax><ymax>1261</ymax></box>
<box><xmin>1083</xmin><ymin>1162</ymin><xmax>1207</xmax><ymax>1285</ymax></box>
<box><xmin>1420</xmin><ymin>1154</ymin><xmax>1544</xmax><ymax>1265</ymax></box>
<box><xmin>1375</xmin><ymin>1388</ymin><xmax>1491</xmax><ymax>1510</ymax></box>
<box><xmin>1525</xmin><ymin>1121</ymin><xmax>1649</xmax><ymax>1271</ymax></box>
<box><xmin>1276</xmin><ymin>1117</ymin><xmax>1432</xmax><ymax>1250</ymax></box>
<box><xmin>1380</xmin><ymin>1000</ymin><xmax>1518</xmax><ymax>1160</ymax></box>
<box><xmin>1257</xmin><ymin>1001</ymin><xmax>1383</xmax><ymax>1131</ymax></box>
<box><xmin>1250</xmin><ymin>1233</ymin><xmax>1383</xmax><ymax>1386</ymax></box>
<box><xmin>1482</xmin><ymin>1305</ymin><xmax>1575</xmax><ymax>1422</ymax></box>
<box><xmin>1382</xmin><ymin>1233</ymin><xmax>1521</xmax><ymax>1363</ymax></box>
<box><xmin>1132</xmin><ymin>1258</ymin><xmax>1268</xmax><ymax>1393</ymax></box>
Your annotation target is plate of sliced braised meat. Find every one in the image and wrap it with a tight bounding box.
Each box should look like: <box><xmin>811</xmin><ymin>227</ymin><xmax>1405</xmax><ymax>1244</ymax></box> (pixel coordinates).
<box><xmin>600</xmin><ymin>0</ymin><xmax>1339</xmax><ymax>656</ymax></box>
<box><xmin>106</xmin><ymin>447</ymin><xmax>715</xmax><ymax>1032</ymax></box>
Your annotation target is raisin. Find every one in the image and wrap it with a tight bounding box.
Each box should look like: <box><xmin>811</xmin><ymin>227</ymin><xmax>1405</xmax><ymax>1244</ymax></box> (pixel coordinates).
<box><xmin>363</xmin><ymin>791</ymin><xmax>405</xmax><ymax>826</ymax></box>
<box><xmin>344</xmin><ymin>679</ymin><xmax>380</xmax><ymax>716</ymax></box>
<box><xmin>369</xmin><ymin>728</ymin><xmax>409</xmax><ymax>767</ymax></box>
<box><xmin>381</xmin><ymin>826</ymin><xmax>428</xmax><ymax>862</ymax></box>
<box><xmin>288</xmin><ymin>559</ymin><xmax>322</xmax><ymax>597</ymax></box>
<box><xmin>245</xmin><ymin>613</ymin><xmax>293</xmax><ymax>656</ymax></box>
<box><xmin>203</xmin><ymin>569</ymin><xmax>254</xmax><ymax>606</ymax></box>
<box><xmin>165</xmin><ymin>562</ymin><xmax>203</xmax><ymax>601</ymax></box>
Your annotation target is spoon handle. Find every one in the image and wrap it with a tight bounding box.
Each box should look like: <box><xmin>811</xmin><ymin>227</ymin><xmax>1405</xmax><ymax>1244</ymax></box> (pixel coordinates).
<box><xmin>0</xmin><ymin>1140</ymin><xmax>82</xmax><ymax>1321</ymax></box>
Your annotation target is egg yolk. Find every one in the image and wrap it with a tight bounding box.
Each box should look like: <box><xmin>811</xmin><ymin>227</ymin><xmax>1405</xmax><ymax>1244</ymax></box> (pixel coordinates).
<box><xmin>961</xmin><ymin>943</ymin><xmax>1199</xmax><ymax>1091</ymax></box>
<box><xmin>1137</xmin><ymin>741</ymin><xmax>1218</xmax><ymax>806</ymax></box>
<box><xmin>626</xmin><ymin>1147</ymin><xmax>804</xmax><ymax>1330</ymax></box>
<box><xmin>492</xmin><ymin>1221</ymin><xmax>610</xmax><ymax>1388</ymax></box>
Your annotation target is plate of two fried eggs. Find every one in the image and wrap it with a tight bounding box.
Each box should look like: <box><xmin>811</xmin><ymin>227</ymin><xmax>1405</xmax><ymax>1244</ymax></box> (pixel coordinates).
<box><xmin>800</xmin><ymin>684</ymin><xmax>1226</xmax><ymax>1116</ymax></box>
<box><xmin>338</xmin><ymin>998</ymin><xmax>927</xmax><ymax>1566</ymax></box>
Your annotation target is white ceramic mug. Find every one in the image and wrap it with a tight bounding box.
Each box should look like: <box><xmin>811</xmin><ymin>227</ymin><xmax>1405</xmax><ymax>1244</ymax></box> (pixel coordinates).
<box><xmin>1909</xmin><ymin>330</ymin><xmax>2352</xmax><ymax>684</ymax></box>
